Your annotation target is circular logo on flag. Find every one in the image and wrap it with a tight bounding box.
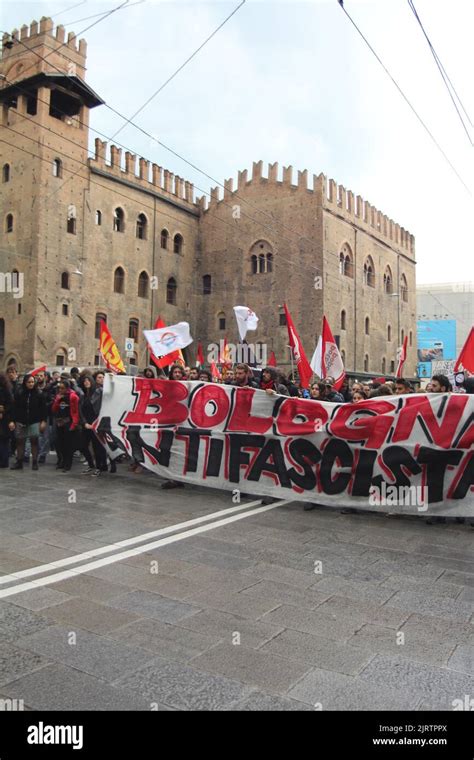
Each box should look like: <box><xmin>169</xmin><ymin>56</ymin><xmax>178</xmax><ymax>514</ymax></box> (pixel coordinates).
<box><xmin>161</xmin><ymin>331</ymin><xmax>178</xmax><ymax>349</ymax></box>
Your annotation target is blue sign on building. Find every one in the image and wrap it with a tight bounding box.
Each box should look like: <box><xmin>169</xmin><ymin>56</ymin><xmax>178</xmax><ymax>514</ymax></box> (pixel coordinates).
<box><xmin>417</xmin><ymin>320</ymin><xmax>456</xmax><ymax>378</ymax></box>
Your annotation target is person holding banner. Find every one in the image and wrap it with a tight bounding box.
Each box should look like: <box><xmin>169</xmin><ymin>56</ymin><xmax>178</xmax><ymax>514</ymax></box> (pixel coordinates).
<box><xmin>51</xmin><ymin>380</ymin><xmax>81</xmax><ymax>472</ymax></box>
<box><xmin>430</xmin><ymin>374</ymin><xmax>452</xmax><ymax>393</ymax></box>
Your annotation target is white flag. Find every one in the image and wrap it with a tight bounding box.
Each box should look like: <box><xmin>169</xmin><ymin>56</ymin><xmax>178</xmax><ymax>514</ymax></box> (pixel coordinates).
<box><xmin>143</xmin><ymin>322</ymin><xmax>193</xmax><ymax>357</ymax></box>
<box><xmin>233</xmin><ymin>305</ymin><xmax>259</xmax><ymax>341</ymax></box>
<box><xmin>310</xmin><ymin>335</ymin><xmax>323</xmax><ymax>377</ymax></box>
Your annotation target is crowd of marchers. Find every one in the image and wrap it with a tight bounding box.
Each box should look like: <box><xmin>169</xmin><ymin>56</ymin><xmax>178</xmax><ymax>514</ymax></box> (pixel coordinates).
<box><xmin>0</xmin><ymin>361</ymin><xmax>472</xmax><ymax>500</ymax></box>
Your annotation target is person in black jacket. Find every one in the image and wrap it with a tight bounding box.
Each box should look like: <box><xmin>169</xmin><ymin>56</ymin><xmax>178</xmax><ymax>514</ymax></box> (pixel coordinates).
<box><xmin>10</xmin><ymin>374</ymin><xmax>47</xmax><ymax>470</ymax></box>
<box><xmin>0</xmin><ymin>372</ymin><xmax>14</xmax><ymax>468</ymax></box>
<box><xmin>78</xmin><ymin>375</ymin><xmax>108</xmax><ymax>475</ymax></box>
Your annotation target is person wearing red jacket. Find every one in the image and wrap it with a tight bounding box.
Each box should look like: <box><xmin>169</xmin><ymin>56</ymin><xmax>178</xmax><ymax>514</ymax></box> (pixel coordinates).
<box><xmin>51</xmin><ymin>380</ymin><xmax>80</xmax><ymax>472</ymax></box>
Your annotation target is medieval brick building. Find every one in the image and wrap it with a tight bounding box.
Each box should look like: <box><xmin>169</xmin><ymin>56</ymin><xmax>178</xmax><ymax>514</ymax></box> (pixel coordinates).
<box><xmin>0</xmin><ymin>17</ymin><xmax>417</xmax><ymax>378</ymax></box>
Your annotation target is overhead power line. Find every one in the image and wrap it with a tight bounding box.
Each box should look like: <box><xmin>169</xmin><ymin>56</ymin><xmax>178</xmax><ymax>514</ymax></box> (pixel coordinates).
<box><xmin>407</xmin><ymin>0</ymin><xmax>473</xmax><ymax>146</ymax></box>
<box><xmin>111</xmin><ymin>0</ymin><xmax>246</xmax><ymax>139</ymax></box>
<box><xmin>337</xmin><ymin>0</ymin><xmax>472</xmax><ymax>195</ymax></box>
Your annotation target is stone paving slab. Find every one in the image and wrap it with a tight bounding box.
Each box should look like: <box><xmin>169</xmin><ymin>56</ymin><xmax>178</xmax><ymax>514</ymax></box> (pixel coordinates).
<box><xmin>447</xmin><ymin>644</ymin><xmax>474</xmax><ymax>675</ymax></box>
<box><xmin>359</xmin><ymin>654</ymin><xmax>474</xmax><ymax>708</ymax></box>
<box><xmin>39</xmin><ymin>597</ymin><xmax>142</xmax><ymax>634</ymax></box>
<box><xmin>16</xmin><ymin>623</ymin><xmax>159</xmax><ymax>683</ymax></box>
<box><xmin>261</xmin><ymin>605</ymin><xmax>363</xmax><ymax>642</ymax></box>
<box><xmin>105</xmin><ymin>618</ymin><xmax>220</xmax><ymax>662</ymax></box>
<box><xmin>114</xmin><ymin>658</ymin><xmax>254</xmax><ymax>710</ymax></box>
<box><xmin>240</xmin><ymin>579</ymin><xmax>331</xmax><ymax>611</ymax></box>
<box><xmin>175</xmin><ymin>608</ymin><xmax>285</xmax><ymax>649</ymax></box>
<box><xmin>347</xmin><ymin>623</ymin><xmax>457</xmax><ymax>666</ymax></box>
<box><xmin>260</xmin><ymin>628</ymin><xmax>374</xmax><ymax>675</ymax></box>
<box><xmin>104</xmin><ymin>590</ymin><xmax>201</xmax><ymax>624</ymax></box>
<box><xmin>287</xmin><ymin>667</ymin><xmax>420</xmax><ymax>710</ymax></box>
<box><xmin>190</xmin><ymin>642</ymin><xmax>312</xmax><ymax>693</ymax></box>
<box><xmin>0</xmin><ymin>644</ymin><xmax>51</xmax><ymax>688</ymax></box>
<box><xmin>0</xmin><ymin>664</ymin><xmax>155</xmax><ymax>710</ymax></box>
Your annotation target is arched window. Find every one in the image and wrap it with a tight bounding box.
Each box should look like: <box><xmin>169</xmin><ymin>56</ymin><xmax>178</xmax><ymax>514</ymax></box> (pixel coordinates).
<box><xmin>382</xmin><ymin>357</ymin><xmax>386</xmax><ymax>374</ymax></box>
<box><xmin>390</xmin><ymin>360</ymin><xmax>395</xmax><ymax>374</ymax></box>
<box><xmin>203</xmin><ymin>275</ymin><xmax>212</xmax><ymax>295</ymax></box>
<box><xmin>5</xmin><ymin>214</ymin><xmax>13</xmax><ymax>233</ymax></box>
<box><xmin>364</xmin><ymin>354</ymin><xmax>369</xmax><ymax>372</ymax></box>
<box><xmin>250</xmin><ymin>240</ymin><xmax>274</xmax><ymax>274</ymax></box>
<box><xmin>52</xmin><ymin>158</ymin><xmax>62</xmax><ymax>178</ymax></box>
<box><xmin>67</xmin><ymin>216</ymin><xmax>76</xmax><ymax>234</ymax></box>
<box><xmin>218</xmin><ymin>312</ymin><xmax>226</xmax><ymax>331</ymax></box>
<box><xmin>61</xmin><ymin>272</ymin><xmax>70</xmax><ymax>290</ymax></box>
<box><xmin>136</xmin><ymin>213</ymin><xmax>147</xmax><ymax>240</ymax></box>
<box><xmin>363</xmin><ymin>256</ymin><xmax>375</xmax><ymax>287</ymax></box>
<box><xmin>341</xmin><ymin>349</ymin><xmax>345</xmax><ymax>365</ymax></box>
<box><xmin>128</xmin><ymin>319</ymin><xmax>139</xmax><ymax>341</ymax></box>
<box><xmin>341</xmin><ymin>310</ymin><xmax>346</xmax><ymax>330</ymax></box>
<box><xmin>401</xmin><ymin>329</ymin><xmax>405</xmax><ymax>343</ymax></box>
<box><xmin>95</xmin><ymin>210</ymin><xmax>102</xmax><ymax>226</ymax></box>
<box><xmin>173</xmin><ymin>233</ymin><xmax>183</xmax><ymax>254</ymax></box>
<box><xmin>114</xmin><ymin>267</ymin><xmax>125</xmax><ymax>294</ymax></box>
<box><xmin>113</xmin><ymin>207</ymin><xmax>124</xmax><ymax>233</ymax></box>
<box><xmin>279</xmin><ymin>307</ymin><xmax>286</xmax><ymax>327</ymax></box>
<box><xmin>160</xmin><ymin>229</ymin><xmax>169</xmax><ymax>249</ymax></box>
<box><xmin>2</xmin><ymin>164</ymin><xmax>10</xmax><ymax>183</ymax></box>
<box><xmin>339</xmin><ymin>244</ymin><xmax>353</xmax><ymax>278</ymax></box>
<box><xmin>55</xmin><ymin>349</ymin><xmax>67</xmax><ymax>367</ymax></box>
<box><xmin>387</xmin><ymin>324</ymin><xmax>392</xmax><ymax>342</ymax></box>
<box><xmin>95</xmin><ymin>313</ymin><xmax>106</xmax><ymax>339</ymax></box>
<box><xmin>138</xmin><ymin>271</ymin><xmax>149</xmax><ymax>298</ymax></box>
<box><xmin>383</xmin><ymin>266</ymin><xmax>393</xmax><ymax>294</ymax></box>
<box><xmin>0</xmin><ymin>319</ymin><xmax>5</xmax><ymax>354</ymax></box>
<box><xmin>365</xmin><ymin>316</ymin><xmax>370</xmax><ymax>335</ymax></box>
<box><xmin>409</xmin><ymin>330</ymin><xmax>413</xmax><ymax>347</ymax></box>
<box><xmin>400</xmin><ymin>273</ymin><xmax>408</xmax><ymax>303</ymax></box>
<box><xmin>166</xmin><ymin>277</ymin><xmax>177</xmax><ymax>304</ymax></box>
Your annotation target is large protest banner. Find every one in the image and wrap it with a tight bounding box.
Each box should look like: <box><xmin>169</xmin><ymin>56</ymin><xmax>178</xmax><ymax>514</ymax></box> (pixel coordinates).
<box><xmin>96</xmin><ymin>376</ymin><xmax>474</xmax><ymax>516</ymax></box>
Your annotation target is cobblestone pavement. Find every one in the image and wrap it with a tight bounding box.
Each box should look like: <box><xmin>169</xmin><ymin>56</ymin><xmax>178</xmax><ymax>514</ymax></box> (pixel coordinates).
<box><xmin>0</xmin><ymin>457</ymin><xmax>473</xmax><ymax>711</ymax></box>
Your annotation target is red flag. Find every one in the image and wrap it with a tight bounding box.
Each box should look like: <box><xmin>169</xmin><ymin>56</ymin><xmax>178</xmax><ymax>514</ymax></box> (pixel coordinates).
<box><xmin>210</xmin><ymin>361</ymin><xmax>221</xmax><ymax>381</ymax></box>
<box><xmin>30</xmin><ymin>364</ymin><xmax>47</xmax><ymax>377</ymax></box>
<box><xmin>99</xmin><ymin>321</ymin><xmax>125</xmax><ymax>374</ymax></box>
<box><xmin>196</xmin><ymin>342</ymin><xmax>205</xmax><ymax>367</ymax></box>
<box><xmin>150</xmin><ymin>317</ymin><xmax>181</xmax><ymax>369</ymax></box>
<box><xmin>454</xmin><ymin>327</ymin><xmax>474</xmax><ymax>374</ymax></box>
<box><xmin>396</xmin><ymin>335</ymin><xmax>409</xmax><ymax>378</ymax></box>
<box><xmin>310</xmin><ymin>316</ymin><xmax>345</xmax><ymax>390</ymax></box>
<box><xmin>268</xmin><ymin>351</ymin><xmax>277</xmax><ymax>367</ymax></box>
<box><xmin>283</xmin><ymin>303</ymin><xmax>313</xmax><ymax>389</ymax></box>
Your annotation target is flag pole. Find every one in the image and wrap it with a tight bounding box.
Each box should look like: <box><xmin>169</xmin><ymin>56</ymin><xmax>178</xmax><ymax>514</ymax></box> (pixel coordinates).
<box><xmin>288</xmin><ymin>345</ymin><xmax>295</xmax><ymax>380</ymax></box>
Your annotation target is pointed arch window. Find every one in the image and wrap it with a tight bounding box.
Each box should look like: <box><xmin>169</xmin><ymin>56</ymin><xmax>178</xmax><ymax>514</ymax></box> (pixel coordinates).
<box><xmin>5</xmin><ymin>214</ymin><xmax>13</xmax><ymax>233</ymax></box>
<box><xmin>173</xmin><ymin>233</ymin><xmax>183</xmax><ymax>254</ymax></box>
<box><xmin>114</xmin><ymin>267</ymin><xmax>125</xmax><ymax>294</ymax></box>
<box><xmin>383</xmin><ymin>267</ymin><xmax>393</xmax><ymax>294</ymax></box>
<box><xmin>138</xmin><ymin>271</ymin><xmax>149</xmax><ymax>298</ymax></box>
<box><xmin>161</xmin><ymin>229</ymin><xmax>169</xmax><ymax>249</ymax></box>
<box><xmin>341</xmin><ymin>310</ymin><xmax>346</xmax><ymax>330</ymax></box>
<box><xmin>400</xmin><ymin>273</ymin><xmax>408</xmax><ymax>303</ymax></box>
<box><xmin>365</xmin><ymin>316</ymin><xmax>370</xmax><ymax>335</ymax></box>
<box><xmin>218</xmin><ymin>312</ymin><xmax>226</xmax><ymax>331</ymax></box>
<box><xmin>95</xmin><ymin>210</ymin><xmax>102</xmax><ymax>226</ymax></box>
<box><xmin>203</xmin><ymin>275</ymin><xmax>212</xmax><ymax>295</ymax></box>
<box><xmin>339</xmin><ymin>244</ymin><xmax>353</xmax><ymax>278</ymax></box>
<box><xmin>136</xmin><ymin>213</ymin><xmax>147</xmax><ymax>240</ymax></box>
<box><xmin>113</xmin><ymin>207</ymin><xmax>124</xmax><ymax>233</ymax></box>
<box><xmin>364</xmin><ymin>354</ymin><xmax>369</xmax><ymax>372</ymax></box>
<box><xmin>363</xmin><ymin>256</ymin><xmax>375</xmax><ymax>287</ymax></box>
<box><xmin>128</xmin><ymin>319</ymin><xmax>139</xmax><ymax>341</ymax></box>
<box><xmin>2</xmin><ymin>164</ymin><xmax>10</xmax><ymax>183</ymax></box>
<box><xmin>167</xmin><ymin>277</ymin><xmax>177</xmax><ymax>305</ymax></box>
<box><xmin>95</xmin><ymin>313</ymin><xmax>106</xmax><ymax>340</ymax></box>
<box><xmin>61</xmin><ymin>272</ymin><xmax>70</xmax><ymax>290</ymax></box>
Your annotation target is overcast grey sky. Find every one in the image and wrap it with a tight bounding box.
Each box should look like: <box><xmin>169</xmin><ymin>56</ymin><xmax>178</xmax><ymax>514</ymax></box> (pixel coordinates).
<box><xmin>3</xmin><ymin>0</ymin><xmax>473</xmax><ymax>284</ymax></box>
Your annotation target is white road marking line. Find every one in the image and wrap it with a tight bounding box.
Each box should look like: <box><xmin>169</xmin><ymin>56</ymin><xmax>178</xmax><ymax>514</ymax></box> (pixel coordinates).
<box><xmin>0</xmin><ymin>498</ymin><xmax>272</xmax><ymax>587</ymax></box>
<box><xmin>0</xmin><ymin>500</ymin><xmax>293</xmax><ymax>599</ymax></box>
